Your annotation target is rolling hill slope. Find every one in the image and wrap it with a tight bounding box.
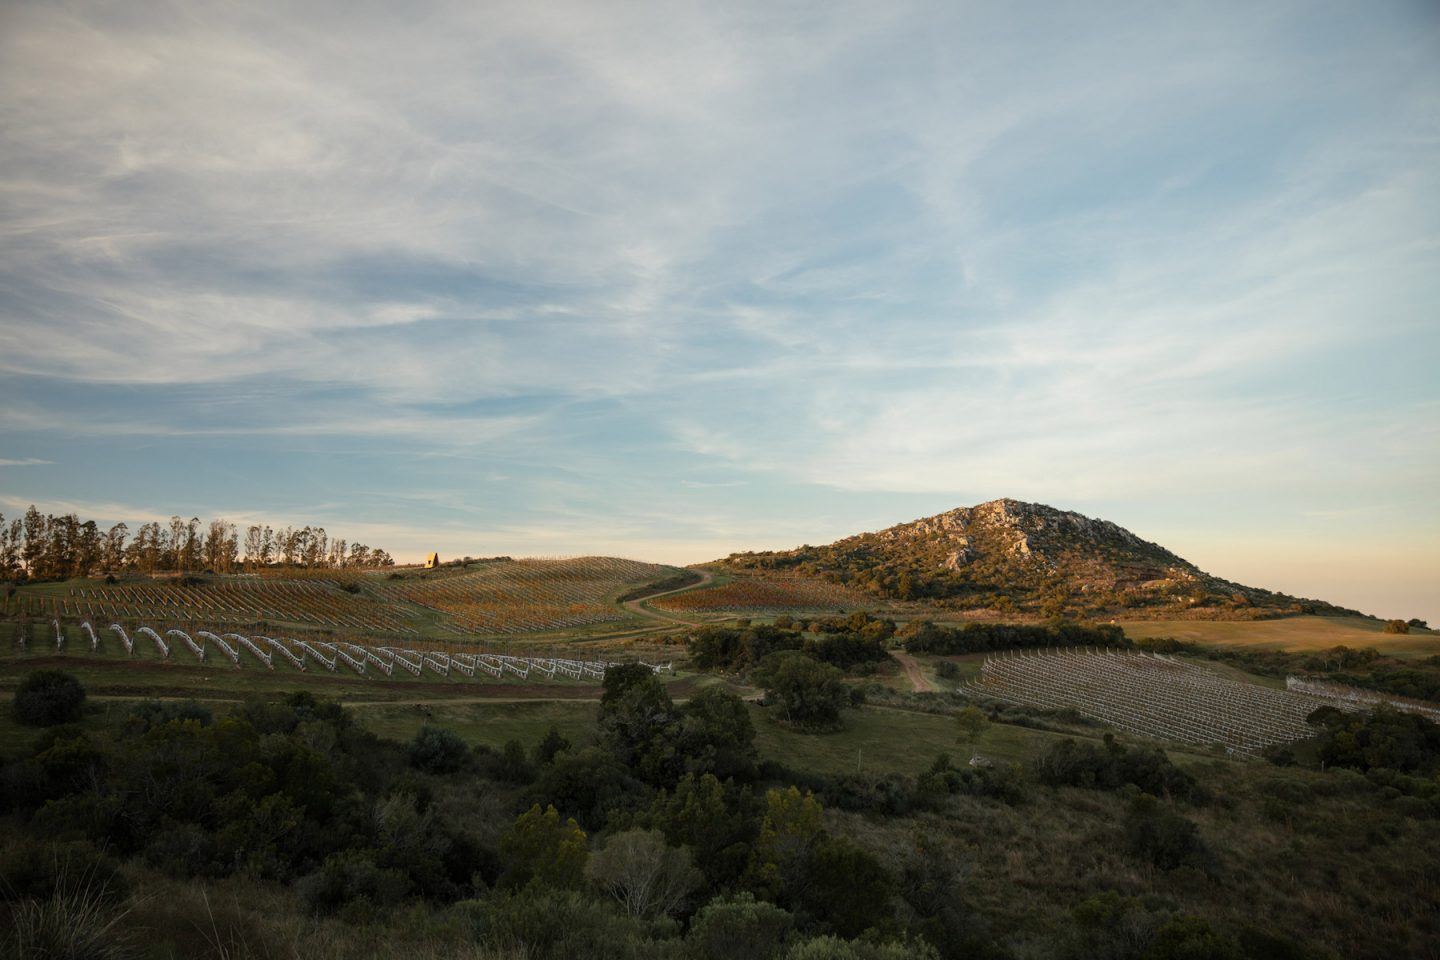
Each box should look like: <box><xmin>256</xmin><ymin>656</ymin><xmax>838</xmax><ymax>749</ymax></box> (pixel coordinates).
<box><xmin>713</xmin><ymin>498</ymin><xmax>1367</xmax><ymax>620</ymax></box>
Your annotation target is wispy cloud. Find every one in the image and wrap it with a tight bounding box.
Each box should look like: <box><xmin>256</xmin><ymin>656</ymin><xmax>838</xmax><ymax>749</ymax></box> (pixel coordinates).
<box><xmin>0</xmin><ymin>0</ymin><xmax>1437</xmax><ymax>620</ymax></box>
<box><xmin>0</xmin><ymin>458</ymin><xmax>52</xmax><ymax>467</ymax></box>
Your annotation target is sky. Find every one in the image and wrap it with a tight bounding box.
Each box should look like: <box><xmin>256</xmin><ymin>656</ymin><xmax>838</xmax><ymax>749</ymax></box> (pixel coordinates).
<box><xmin>1</xmin><ymin>1</ymin><xmax>1437</xmax><ymax>623</ymax></box>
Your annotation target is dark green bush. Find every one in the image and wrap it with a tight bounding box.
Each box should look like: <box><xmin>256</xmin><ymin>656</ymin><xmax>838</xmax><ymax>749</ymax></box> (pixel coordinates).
<box><xmin>1034</xmin><ymin>736</ymin><xmax>1198</xmax><ymax>800</ymax></box>
<box><xmin>407</xmin><ymin>724</ymin><xmax>469</xmax><ymax>774</ymax></box>
<box><xmin>297</xmin><ymin>849</ymin><xmax>410</xmax><ymax>915</ymax></box>
<box><xmin>753</xmin><ymin>651</ymin><xmax>854</xmax><ymax>731</ymax></box>
<box><xmin>904</xmin><ymin>620</ymin><xmax>1126</xmax><ymax>656</ymax></box>
<box><xmin>688</xmin><ymin>892</ymin><xmax>793</xmax><ymax>960</ymax></box>
<box><xmin>1124</xmin><ymin>795</ymin><xmax>1206</xmax><ymax>870</ymax></box>
<box><xmin>13</xmin><ymin>670</ymin><xmax>86</xmax><ymax>726</ymax></box>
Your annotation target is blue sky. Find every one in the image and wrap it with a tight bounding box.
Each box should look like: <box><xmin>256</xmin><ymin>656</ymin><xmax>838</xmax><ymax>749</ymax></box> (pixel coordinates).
<box><xmin>1</xmin><ymin>1</ymin><xmax>1437</xmax><ymax>622</ymax></box>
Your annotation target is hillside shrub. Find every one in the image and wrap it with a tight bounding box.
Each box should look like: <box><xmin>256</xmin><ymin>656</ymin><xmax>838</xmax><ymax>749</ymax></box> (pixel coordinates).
<box><xmin>1124</xmin><ymin>795</ymin><xmax>1206</xmax><ymax>870</ymax></box>
<box><xmin>783</xmin><ymin>936</ymin><xmax>938</xmax><ymax>960</ymax></box>
<box><xmin>529</xmin><ymin>746</ymin><xmax>648</xmax><ymax>831</ymax></box>
<box><xmin>688</xmin><ymin>892</ymin><xmax>794</xmax><ymax>960</ymax></box>
<box><xmin>13</xmin><ymin>670</ymin><xmax>86</xmax><ymax>726</ymax></box>
<box><xmin>475</xmin><ymin>887</ymin><xmax>651</xmax><ymax>960</ymax></box>
<box><xmin>498</xmin><ymin>804</ymin><xmax>588</xmax><ymax>890</ymax></box>
<box><xmin>407</xmin><ymin>724</ymin><xmax>469</xmax><ymax>774</ymax></box>
<box><xmin>916</xmin><ymin>754</ymin><xmax>1027</xmax><ymax>805</ymax></box>
<box><xmin>902</xmin><ymin>620</ymin><xmax>1127</xmax><ymax>656</ymax></box>
<box><xmin>1308</xmin><ymin>707</ymin><xmax>1440</xmax><ymax>775</ymax></box>
<box><xmin>643</xmin><ymin>773</ymin><xmax>760</xmax><ymax>893</ymax></box>
<box><xmin>1034</xmin><ymin>736</ymin><xmax>1198</xmax><ymax>800</ymax></box>
<box><xmin>298</xmin><ymin>849</ymin><xmax>410</xmax><ymax>916</ymax></box>
<box><xmin>533</xmin><ymin>725</ymin><xmax>571</xmax><ymax>765</ymax></box>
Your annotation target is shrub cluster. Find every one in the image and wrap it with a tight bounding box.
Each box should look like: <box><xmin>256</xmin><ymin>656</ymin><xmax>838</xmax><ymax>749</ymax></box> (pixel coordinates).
<box><xmin>12</xmin><ymin>669</ymin><xmax>86</xmax><ymax>726</ymax></box>
<box><xmin>902</xmin><ymin>620</ymin><xmax>1127</xmax><ymax>655</ymax></box>
<box><xmin>688</xmin><ymin>613</ymin><xmax>894</xmax><ymax>675</ymax></box>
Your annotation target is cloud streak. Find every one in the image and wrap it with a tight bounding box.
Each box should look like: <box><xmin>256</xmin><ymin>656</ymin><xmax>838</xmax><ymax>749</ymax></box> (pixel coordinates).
<box><xmin>0</xmin><ymin>0</ymin><xmax>1437</xmax><ymax>620</ymax></box>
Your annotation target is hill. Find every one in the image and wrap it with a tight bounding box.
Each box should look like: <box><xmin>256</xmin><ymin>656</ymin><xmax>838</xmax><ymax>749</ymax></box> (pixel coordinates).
<box><xmin>714</xmin><ymin>498</ymin><xmax>1366</xmax><ymax>620</ymax></box>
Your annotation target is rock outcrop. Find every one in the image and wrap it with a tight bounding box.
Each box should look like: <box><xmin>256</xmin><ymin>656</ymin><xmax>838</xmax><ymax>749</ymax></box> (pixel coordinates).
<box><xmin>717</xmin><ymin>499</ymin><xmax>1361</xmax><ymax>619</ymax></box>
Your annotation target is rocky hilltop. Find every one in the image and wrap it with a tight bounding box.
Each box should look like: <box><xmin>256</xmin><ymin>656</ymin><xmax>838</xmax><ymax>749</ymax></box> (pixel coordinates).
<box><xmin>717</xmin><ymin>498</ymin><xmax>1361</xmax><ymax>619</ymax></box>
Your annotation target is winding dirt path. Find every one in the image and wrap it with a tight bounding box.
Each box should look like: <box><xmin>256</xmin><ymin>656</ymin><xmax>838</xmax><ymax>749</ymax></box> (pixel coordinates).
<box><xmin>622</xmin><ymin>568</ymin><xmax>715</xmax><ymax>625</ymax></box>
<box><xmin>891</xmin><ymin>649</ymin><xmax>935</xmax><ymax>693</ymax></box>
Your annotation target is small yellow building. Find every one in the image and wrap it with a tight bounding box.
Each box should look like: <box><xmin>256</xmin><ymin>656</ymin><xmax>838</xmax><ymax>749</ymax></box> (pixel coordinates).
<box><xmin>424</xmin><ymin>552</ymin><xmax>440</xmax><ymax>569</ymax></box>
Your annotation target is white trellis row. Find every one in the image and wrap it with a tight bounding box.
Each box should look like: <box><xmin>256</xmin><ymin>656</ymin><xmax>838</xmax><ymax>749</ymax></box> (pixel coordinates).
<box><xmin>136</xmin><ymin>627</ymin><xmax>170</xmax><ymax>658</ymax></box>
<box><xmin>166</xmin><ymin>629</ymin><xmax>207</xmax><ymax>662</ymax></box>
<box><xmin>260</xmin><ymin>636</ymin><xmax>306</xmax><ymax>670</ymax></box>
<box><xmin>109</xmin><ymin>623</ymin><xmax>134</xmax><ymax>655</ymax></box>
<box><xmin>197</xmin><ymin>631</ymin><xmax>241</xmax><ymax>665</ymax></box>
<box><xmin>228</xmin><ymin>633</ymin><xmax>273</xmax><ymax>669</ymax></box>
<box><xmin>64</xmin><ymin>620</ymin><xmax>670</xmax><ymax>683</ymax></box>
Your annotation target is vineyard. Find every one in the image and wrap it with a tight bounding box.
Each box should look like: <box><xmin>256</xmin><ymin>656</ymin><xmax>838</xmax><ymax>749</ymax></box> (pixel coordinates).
<box><xmin>32</xmin><ymin>579</ymin><xmax>420</xmax><ymax>634</ymax></box>
<box><xmin>962</xmin><ymin>648</ymin><xmax>1342</xmax><ymax>755</ymax></box>
<box><xmin>16</xmin><ymin>618</ymin><xmax>671</xmax><ymax>682</ymax></box>
<box><xmin>1</xmin><ymin>556</ymin><xmax>686</xmax><ymax>640</ymax></box>
<box><xmin>375</xmin><ymin>557</ymin><xmax>674</xmax><ymax>635</ymax></box>
<box><xmin>650</xmin><ymin>575</ymin><xmax>869</xmax><ymax>614</ymax></box>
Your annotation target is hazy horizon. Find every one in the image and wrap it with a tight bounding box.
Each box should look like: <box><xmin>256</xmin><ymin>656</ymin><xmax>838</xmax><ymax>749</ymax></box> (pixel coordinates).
<box><xmin>2</xmin><ymin>1</ymin><xmax>1437</xmax><ymax>624</ymax></box>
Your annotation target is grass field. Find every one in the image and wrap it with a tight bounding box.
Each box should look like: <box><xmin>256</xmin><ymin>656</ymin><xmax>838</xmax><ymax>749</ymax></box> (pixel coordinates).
<box><xmin>340</xmin><ymin>697</ymin><xmax>1230</xmax><ymax>778</ymax></box>
<box><xmin>349</xmin><ymin>697</ymin><xmax>602</xmax><ymax>747</ymax></box>
<box><xmin>1120</xmin><ymin>615</ymin><xmax>1440</xmax><ymax>657</ymax></box>
<box><xmin>0</xmin><ymin>641</ymin><xmax>1226</xmax><ymax>780</ymax></box>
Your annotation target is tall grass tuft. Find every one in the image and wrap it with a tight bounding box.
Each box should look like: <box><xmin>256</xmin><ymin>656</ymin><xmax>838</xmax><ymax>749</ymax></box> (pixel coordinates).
<box><xmin>9</xmin><ymin>887</ymin><xmax>133</xmax><ymax>960</ymax></box>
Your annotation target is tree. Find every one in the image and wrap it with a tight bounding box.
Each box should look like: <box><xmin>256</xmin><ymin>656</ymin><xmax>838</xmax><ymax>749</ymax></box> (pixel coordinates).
<box><xmin>499</xmin><ymin>804</ymin><xmax>588</xmax><ymax>890</ymax></box>
<box><xmin>585</xmin><ymin>828</ymin><xmax>701</xmax><ymax>920</ymax></box>
<box><xmin>14</xmin><ymin>670</ymin><xmax>86</xmax><ymax>726</ymax></box>
<box><xmin>75</xmin><ymin>521</ymin><xmax>101</xmax><ymax>577</ymax></box>
<box><xmin>407</xmin><ymin>725</ymin><xmax>468</xmax><ymax>773</ymax></box>
<box><xmin>753</xmin><ymin>652</ymin><xmax>852</xmax><ymax>730</ymax></box>
<box><xmin>748</xmin><ymin>786</ymin><xmax>824</xmax><ymax>899</ymax></box>
<box><xmin>646</xmin><ymin>773</ymin><xmax>759</xmax><ymax>891</ymax></box>
<box><xmin>0</xmin><ymin>514</ymin><xmax>21</xmax><ymax>577</ymax></box>
<box><xmin>597</xmin><ymin>663</ymin><xmax>679</xmax><ymax>784</ymax></box>
<box><xmin>533</xmin><ymin>725</ymin><xmax>571</xmax><ymax>765</ymax></box>
<box><xmin>1384</xmin><ymin>619</ymin><xmax>1410</xmax><ymax>635</ymax></box>
<box><xmin>954</xmin><ymin>706</ymin><xmax>988</xmax><ymax>745</ymax></box>
<box><xmin>529</xmin><ymin>747</ymin><xmax>647</xmax><ymax>831</ymax></box>
<box><xmin>101</xmin><ymin>523</ymin><xmax>127</xmax><ymax>573</ymax></box>
<box><xmin>798</xmin><ymin>836</ymin><xmax>894</xmax><ymax>937</ymax></box>
<box><xmin>21</xmin><ymin>506</ymin><xmax>46</xmax><ymax>576</ymax></box>
<box><xmin>688</xmin><ymin>892</ymin><xmax>794</xmax><ymax>960</ymax></box>
<box><xmin>675</xmin><ymin>686</ymin><xmax>759</xmax><ymax>781</ymax></box>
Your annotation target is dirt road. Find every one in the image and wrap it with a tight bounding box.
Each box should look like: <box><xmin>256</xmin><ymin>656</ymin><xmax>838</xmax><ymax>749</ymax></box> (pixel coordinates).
<box><xmin>891</xmin><ymin>649</ymin><xmax>935</xmax><ymax>693</ymax></box>
<box><xmin>622</xmin><ymin>568</ymin><xmax>715</xmax><ymax>625</ymax></box>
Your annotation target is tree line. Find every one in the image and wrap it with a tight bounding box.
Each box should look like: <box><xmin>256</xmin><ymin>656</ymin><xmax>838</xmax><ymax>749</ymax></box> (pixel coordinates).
<box><xmin>0</xmin><ymin>505</ymin><xmax>394</xmax><ymax>581</ymax></box>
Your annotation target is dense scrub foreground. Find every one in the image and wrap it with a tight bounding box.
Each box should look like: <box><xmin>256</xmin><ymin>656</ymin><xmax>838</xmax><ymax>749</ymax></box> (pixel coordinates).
<box><xmin>2</xmin><ymin>664</ymin><xmax>1438</xmax><ymax>959</ymax></box>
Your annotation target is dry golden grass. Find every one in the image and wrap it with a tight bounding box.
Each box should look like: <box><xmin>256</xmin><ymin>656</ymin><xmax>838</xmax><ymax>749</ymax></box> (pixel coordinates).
<box><xmin>1120</xmin><ymin>615</ymin><xmax>1440</xmax><ymax>658</ymax></box>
